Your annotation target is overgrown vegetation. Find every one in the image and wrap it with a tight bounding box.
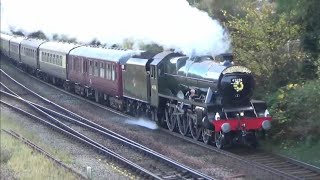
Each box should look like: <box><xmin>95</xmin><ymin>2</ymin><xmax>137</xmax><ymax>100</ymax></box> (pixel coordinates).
<box><xmin>0</xmin><ymin>132</ymin><xmax>77</xmax><ymax>179</ymax></box>
<box><xmin>267</xmin><ymin>80</ymin><xmax>320</xmax><ymax>141</ymax></box>
<box><xmin>0</xmin><ymin>113</ymin><xmax>74</xmax><ymax>167</ymax></box>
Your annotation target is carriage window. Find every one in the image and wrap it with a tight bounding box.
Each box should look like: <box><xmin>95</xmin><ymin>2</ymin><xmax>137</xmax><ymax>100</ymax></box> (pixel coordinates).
<box><xmin>81</xmin><ymin>60</ymin><xmax>85</xmax><ymax>73</ymax></box>
<box><xmin>76</xmin><ymin>58</ymin><xmax>80</xmax><ymax>72</ymax></box>
<box><xmin>53</xmin><ymin>55</ymin><xmax>56</xmax><ymax>64</ymax></box>
<box><xmin>107</xmin><ymin>64</ymin><xmax>111</xmax><ymax>80</ymax></box>
<box><xmin>114</xmin><ymin>65</ymin><xmax>117</xmax><ymax>80</ymax></box>
<box><xmin>94</xmin><ymin>61</ymin><xmax>99</xmax><ymax>77</ymax></box>
<box><xmin>59</xmin><ymin>56</ymin><xmax>62</xmax><ymax>66</ymax></box>
<box><xmin>100</xmin><ymin>62</ymin><xmax>105</xmax><ymax>78</ymax></box>
<box><xmin>49</xmin><ymin>54</ymin><xmax>52</xmax><ymax>63</ymax></box>
<box><xmin>111</xmin><ymin>64</ymin><xmax>115</xmax><ymax>81</ymax></box>
<box><xmin>104</xmin><ymin>64</ymin><xmax>107</xmax><ymax>79</ymax></box>
<box><xmin>105</xmin><ymin>64</ymin><xmax>108</xmax><ymax>80</ymax></box>
<box><xmin>88</xmin><ymin>60</ymin><xmax>93</xmax><ymax>75</ymax></box>
<box><xmin>73</xmin><ymin>58</ymin><xmax>76</xmax><ymax>70</ymax></box>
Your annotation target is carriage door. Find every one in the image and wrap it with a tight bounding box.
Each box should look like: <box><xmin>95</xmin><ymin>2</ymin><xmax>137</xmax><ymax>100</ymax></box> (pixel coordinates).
<box><xmin>150</xmin><ymin>64</ymin><xmax>158</xmax><ymax>107</ymax></box>
<box><xmin>82</xmin><ymin>58</ymin><xmax>88</xmax><ymax>85</ymax></box>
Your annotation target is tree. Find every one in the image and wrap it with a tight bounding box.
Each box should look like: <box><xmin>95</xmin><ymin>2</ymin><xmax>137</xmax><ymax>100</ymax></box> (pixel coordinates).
<box><xmin>188</xmin><ymin>0</ymin><xmax>254</xmax><ymax>22</ymax></box>
<box><xmin>276</xmin><ymin>0</ymin><xmax>320</xmax><ymax>79</ymax></box>
<box><xmin>89</xmin><ymin>39</ymin><xmax>101</xmax><ymax>46</ymax></box>
<box><xmin>225</xmin><ymin>1</ymin><xmax>304</xmax><ymax>92</ymax></box>
<box><xmin>11</xmin><ymin>30</ymin><xmax>24</xmax><ymax>36</ymax></box>
<box><xmin>28</xmin><ymin>31</ymin><xmax>48</xmax><ymax>40</ymax></box>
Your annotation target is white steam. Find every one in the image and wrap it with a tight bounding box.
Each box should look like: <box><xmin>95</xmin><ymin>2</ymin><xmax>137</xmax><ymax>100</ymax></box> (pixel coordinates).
<box><xmin>1</xmin><ymin>0</ymin><xmax>230</xmax><ymax>56</ymax></box>
<box><xmin>125</xmin><ymin>118</ymin><xmax>158</xmax><ymax>130</ymax></box>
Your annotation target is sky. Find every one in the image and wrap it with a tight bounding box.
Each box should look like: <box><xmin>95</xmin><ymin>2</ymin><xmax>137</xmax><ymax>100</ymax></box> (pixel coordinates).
<box><xmin>0</xmin><ymin>0</ymin><xmax>231</xmax><ymax>56</ymax></box>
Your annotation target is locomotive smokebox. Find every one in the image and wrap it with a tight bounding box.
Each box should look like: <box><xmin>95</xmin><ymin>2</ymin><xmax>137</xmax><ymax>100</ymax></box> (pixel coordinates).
<box><xmin>218</xmin><ymin>66</ymin><xmax>255</xmax><ymax>106</ymax></box>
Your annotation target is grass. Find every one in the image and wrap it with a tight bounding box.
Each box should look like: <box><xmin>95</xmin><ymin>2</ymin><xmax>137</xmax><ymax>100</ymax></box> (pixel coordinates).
<box><xmin>0</xmin><ymin>110</ymin><xmax>77</xmax><ymax>179</ymax></box>
<box><xmin>261</xmin><ymin>139</ymin><xmax>320</xmax><ymax>167</ymax></box>
<box><xmin>0</xmin><ymin>112</ymin><xmax>73</xmax><ymax>164</ymax></box>
<box><xmin>1</xmin><ymin>132</ymin><xmax>77</xmax><ymax>179</ymax></box>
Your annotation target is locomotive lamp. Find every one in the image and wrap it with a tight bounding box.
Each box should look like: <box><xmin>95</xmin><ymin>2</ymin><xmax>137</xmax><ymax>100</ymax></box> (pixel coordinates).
<box><xmin>221</xmin><ymin>123</ymin><xmax>231</xmax><ymax>133</ymax></box>
<box><xmin>264</xmin><ymin>109</ymin><xmax>270</xmax><ymax>117</ymax></box>
<box><xmin>215</xmin><ymin>112</ymin><xmax>220</xmax><ymax>120</ymax></box>
<box><xmin>262</xmin><ymin>120</ymin><xmax>271</xmax><ymax>130</ymax></box>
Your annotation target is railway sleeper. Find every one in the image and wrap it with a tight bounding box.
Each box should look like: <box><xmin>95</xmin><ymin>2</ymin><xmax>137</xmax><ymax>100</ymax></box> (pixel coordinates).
<box><xmin>276</xmin><ymin>166</ymin><xmax>305</xmax><ymax>171</ymax></box>
<box><xmin>286</xmin><ymin>169</ymin><xmax>315</xmax><ymax>174</ymax></box>
<box><xmin>254</xmin><ymin>159</ymin><xmax>283</xmax><ymax>164</ymax></box>
<box><xmin>299</xmin><ymin>173</ymin><xmax>320</xmax><ymax>178</ymax></box>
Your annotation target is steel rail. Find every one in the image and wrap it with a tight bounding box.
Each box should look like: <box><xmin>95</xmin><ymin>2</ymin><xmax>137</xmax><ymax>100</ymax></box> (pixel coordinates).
<box><xmin>2</xmin><ymin>129</ymin><xmax>87</xmax><ymax>180</ymax></box>
<box><xmin>0</xmin><ymin>86</ymin><xmax>215</xmax><ymax>179</ymax></box>
<box><xmin>0</xmin><ymin>95</ymin><xmax>162</xmax><ymax>179</ymax></box>
<box><xmin>1</xmin><ymin>68</ymin><xmax>216</xmax><ymax>180</ymax></box>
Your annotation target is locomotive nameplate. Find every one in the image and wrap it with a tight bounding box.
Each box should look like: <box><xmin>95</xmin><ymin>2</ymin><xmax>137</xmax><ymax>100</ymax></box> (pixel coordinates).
<box><xmin>222</xmin><ymin>66</ymin><xmax>251</xmax><ymax>74</ymax></box>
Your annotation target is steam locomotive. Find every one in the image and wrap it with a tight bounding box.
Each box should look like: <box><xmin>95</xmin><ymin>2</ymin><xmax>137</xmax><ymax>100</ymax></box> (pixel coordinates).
<box><xmin>0</xmin><ymin>33</ymin><xmax>272</xmax><ymax>149</ymax></box>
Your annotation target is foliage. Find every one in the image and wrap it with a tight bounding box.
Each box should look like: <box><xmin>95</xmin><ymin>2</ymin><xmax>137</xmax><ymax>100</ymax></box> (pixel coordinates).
<box><xmin>276</xmin><ymin>0</ymin><xmax>320</xmax><ymax>79</ymax></box>
<box><xmin>52</xmin><ymin>34</ymin><xmax>77</xmax><ymax>43</ymax></box>
<box><xmin>140</xmin><ymin>43</ymin><xmax>164</xmax><ymax>53</ymax></box>
<box><xmin>225</xmin><ymin>1</ymin><xmax>305</xmax><ymax>92</ymax></box>
<box><xmin>187</xmin><ymin>0</ymin><xmax>252</xmax><ymax>22</ymax></box>
<box><xmin>10</xmin><ymin>30</ymin><xmax>24</xmax><ymax>36</ymax></box>
<box><xmin>28</xmin><ymin>31</ymin><xmax>48</xmax><ymax>40</ymax></box>
<box><xmin>89</xmin><ymin>39</ymin><xmax>102</xmax><ymax>46</ymax></box>
<box><xmin>267</xmin><ymin>80</ymin><xmax>320</xmax><ymax>142</ymax></box>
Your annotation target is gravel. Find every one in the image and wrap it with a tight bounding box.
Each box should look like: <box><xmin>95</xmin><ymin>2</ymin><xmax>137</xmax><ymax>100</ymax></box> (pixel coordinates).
<box><xmin>0</xmin><ymin>165</ymin><xmax>17</xmax><ymax>180</ymax></box>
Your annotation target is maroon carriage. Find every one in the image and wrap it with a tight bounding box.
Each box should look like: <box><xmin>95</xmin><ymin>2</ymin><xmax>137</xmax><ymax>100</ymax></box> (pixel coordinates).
<box><xmin>68</xmin><ymin>46</ymin><xmax>139</xmax><ymax>107</ymax></box>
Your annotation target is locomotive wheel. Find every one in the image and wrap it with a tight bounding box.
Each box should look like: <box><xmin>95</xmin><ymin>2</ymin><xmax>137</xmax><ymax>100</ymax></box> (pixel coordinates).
<box><xmin>214</xmin><ymin>131</ymin><xmax>225</xmax><ymax>149</ymax></box>
<box><xmin>165</xmin><ymin>107</ymin><xmax>177</xmax><ymax>131</ymax></box>
<box><xmin>131</xmin><ymin>104</ymin><xmax>138</xmax><ymax>117</ymax></box>
<box><xmin>189</xmin><ymin>115</ymin><xmax>202</xmax><ymax>140</ymax></box>
<box><xmin>177</xmin><ymin>113</ymin><xmax>189</xmax><ymax>136</ymax></box>
<box><xmin>202</xmin><ymin>128</ymin><xmax>212</xmax><ymax>145</ymax></box>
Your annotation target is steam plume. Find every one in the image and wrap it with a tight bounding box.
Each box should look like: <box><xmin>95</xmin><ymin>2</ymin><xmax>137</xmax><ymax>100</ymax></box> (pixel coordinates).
<box><xmin>1</xmin><ymin>0</ymin><xmax>230</xmax><ymax>56</ymax></box>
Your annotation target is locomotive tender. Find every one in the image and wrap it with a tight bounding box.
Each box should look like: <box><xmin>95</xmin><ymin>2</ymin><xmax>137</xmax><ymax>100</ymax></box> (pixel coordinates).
<box><xmin>0</xmin><ymin>33</ymin><xmax>272</xmax><ymax>149</ymax></box>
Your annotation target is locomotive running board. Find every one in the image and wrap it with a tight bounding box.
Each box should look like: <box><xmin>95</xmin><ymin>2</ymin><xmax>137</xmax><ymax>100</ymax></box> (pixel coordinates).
<box><xmin>222</xmin><ymin>106</ymin><xmax>254</xmax><ymax>112</ymax></box>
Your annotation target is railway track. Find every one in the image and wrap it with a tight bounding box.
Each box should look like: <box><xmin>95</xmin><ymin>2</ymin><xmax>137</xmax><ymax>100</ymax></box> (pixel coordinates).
<box><xmin>2</xmin><ymin>129</ymin><xmax>87</xmax><ymax>180</ymax></box>
<box><xmin>1</xmin><ymin>60</ymin><xmax>320</xmax><ymax>179</ymax></box>
<box><xmin>163</xmin><ymin>128</ymin><xmax>320</xmax><ymax>180</ymax></box>
<box><xmin>0</xmin><ymin>70</ymin><xmax>214</xmax><ymax>180</ymax></box>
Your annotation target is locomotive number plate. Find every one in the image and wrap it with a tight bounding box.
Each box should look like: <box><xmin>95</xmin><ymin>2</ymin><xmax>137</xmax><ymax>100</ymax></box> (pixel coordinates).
<box><xmin>231</xmin><ymin>78</ymin><xmax>244</xmax><ymax>92</ymax></box>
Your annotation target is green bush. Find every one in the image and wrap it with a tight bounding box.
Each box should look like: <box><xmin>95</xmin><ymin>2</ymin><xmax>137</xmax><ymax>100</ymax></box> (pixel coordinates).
<box><xmin>267</xmin><ymin>79</ymin><xmax>320</xmax><ymax>143</ymax></box>
<box><xmin>0</xmin><ymin>147</ymin><xmax>13</xmax><ymax>164</ymax></box>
